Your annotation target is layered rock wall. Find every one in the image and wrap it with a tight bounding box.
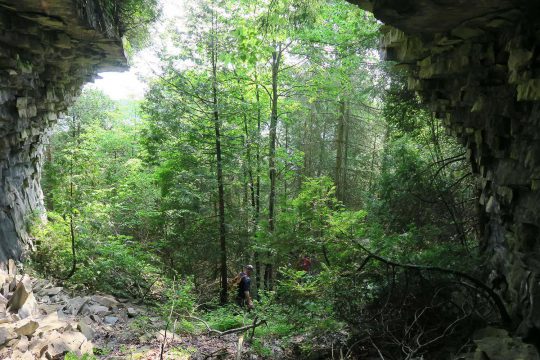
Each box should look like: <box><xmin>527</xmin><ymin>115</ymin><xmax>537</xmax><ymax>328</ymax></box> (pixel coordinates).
<box><xmin>0</xmin><ymin>0</ymin><xmax>126</xmax><ymax>262</ymax></box>
<box><xmin>349</xmin><ymin>0</ymin><xmax>540</xmax><ymax>336</ymax></box>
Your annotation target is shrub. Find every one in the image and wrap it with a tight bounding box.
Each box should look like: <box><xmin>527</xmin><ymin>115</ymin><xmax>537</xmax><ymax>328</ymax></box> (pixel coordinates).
<box><xmin>29</xmin><ymin>212</ymin><xmax>161</xmax><ymax>299</ymax></box>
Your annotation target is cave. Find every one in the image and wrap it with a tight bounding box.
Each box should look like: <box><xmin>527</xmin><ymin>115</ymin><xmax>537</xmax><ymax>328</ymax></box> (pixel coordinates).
<box><xmin>1</xmin><ymin>0</ymin><xmax>540</xmax><ymax>336</ymax></box>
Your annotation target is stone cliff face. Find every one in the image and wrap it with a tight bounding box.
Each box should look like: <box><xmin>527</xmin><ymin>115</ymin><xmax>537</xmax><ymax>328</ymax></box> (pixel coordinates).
<box><xmin>349</xmin><ymin>0</ymin><xmax>540</xmax><ymax>337</ymax></box>
<box><xmin>0</xmin><ymin>0</ymin><xmax>126</xmax><ymax>262</ymax></box>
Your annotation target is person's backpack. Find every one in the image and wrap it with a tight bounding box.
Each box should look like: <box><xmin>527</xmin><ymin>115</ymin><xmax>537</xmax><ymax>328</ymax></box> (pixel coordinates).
<box><xmin>227</xmin><ymin>272</ymin><xmax>245</xmax><ymax>290</ymax></box>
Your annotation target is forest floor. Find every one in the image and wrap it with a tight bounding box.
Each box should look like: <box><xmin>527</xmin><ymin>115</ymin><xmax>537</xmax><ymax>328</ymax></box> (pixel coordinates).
<box><xmin>0</xmin><ymin>263</ymin><xmax>265</xmax><ymax>359</ymax></box>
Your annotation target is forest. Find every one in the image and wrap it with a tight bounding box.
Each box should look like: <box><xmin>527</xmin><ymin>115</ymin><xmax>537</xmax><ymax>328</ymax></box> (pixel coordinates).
<box><xmin>24</xmin><ymin>0</ymin><xmax>506</xmax><ymax>358</ymax></box>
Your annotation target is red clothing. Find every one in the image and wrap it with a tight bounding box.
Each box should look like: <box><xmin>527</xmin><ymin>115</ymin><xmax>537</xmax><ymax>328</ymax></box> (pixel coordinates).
<box><xmin>301</xmin><ymin>257</ymin><xmax>312</xmax><ymax>272</ymax></box>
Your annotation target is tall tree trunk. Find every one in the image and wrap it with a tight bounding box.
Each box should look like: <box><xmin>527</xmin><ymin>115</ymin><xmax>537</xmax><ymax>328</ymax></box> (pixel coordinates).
<box><xmin>317</xmin><ymin>104</ymin><xmax>327</xmax><ymax>178</ymax></box>
<box><xmin>335</xmin><ymin>100</ymin><xmax>346</xmax><ymax>202</ymax></box>
<box><xmin>266</xmin><ymin>42</ymin><xmax>281</xmax><ymax>291</ymax></box>
<box><xmin>211</xmin><ymin>9</ymin><xmax>228</xmax><ymax>306</ymax></box>
<box><xmin>242</xmin><ymin>98</ymin><xmax>255</xmax><ymax>231</ymax></box>
<box><xmin>343</xmin><ymin>104</ymin><xmax>350</xmax><ymax>204</ymax></box>
<box><xmin>283</xmin><ymin>122</ymin><xmax>288</xmax><ymax>205</ymax></box>
<box><xmin>242</xmin><ymin>155</ymin><xmax>248</xmax><ymax>207</ymax></box>
<box><xmin>368</xmin><ymin>130</ymin><xmax>378</xmax><ymax>193</ymax></box>
<box><xmin>302</xmin><ymin>108</ymin><xmax>312</xmax><ymax>178</ymax></box>
<box><xmin>254</xmin><ymin>67</ymin><xmax>262</xmax><ymax>295</ymax></box>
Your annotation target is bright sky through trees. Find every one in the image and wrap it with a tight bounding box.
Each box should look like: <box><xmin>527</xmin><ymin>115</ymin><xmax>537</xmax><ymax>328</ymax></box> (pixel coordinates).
<box><xmin>90</xmin><ymin>0</ymin><xmax>187</xmax><ymax>100</ymax></box>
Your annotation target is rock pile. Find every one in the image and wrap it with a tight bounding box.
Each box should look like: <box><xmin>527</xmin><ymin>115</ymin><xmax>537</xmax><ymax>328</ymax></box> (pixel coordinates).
<box><xmin>458</xmin><ymin>327</ymin><xmax>540</xmax><ymax>360</ymax></box>
<box><xmin>0</xmin><ymin>260</ymin><xmax>140</xmax><ymax>359</ymax></box>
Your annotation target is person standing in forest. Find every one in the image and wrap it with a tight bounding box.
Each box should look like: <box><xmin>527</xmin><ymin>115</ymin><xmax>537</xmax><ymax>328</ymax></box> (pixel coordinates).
<box><xmin>236</xmin><ymin>265</ymin><xmax>254</xmax><ymax>310</ymax></box>
<box><xmin>300</xmin><ymin>255</ymin><xmax>312</xmax><ymax>274</ymax></box>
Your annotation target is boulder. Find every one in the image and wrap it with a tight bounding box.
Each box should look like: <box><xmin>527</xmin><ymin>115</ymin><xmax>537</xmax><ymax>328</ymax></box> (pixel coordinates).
<box><xmin>2</xmin><ymin>282</ymin><xmax>9</xmax><ymax>296</ymax></box>
<box><xmin>127</xmin><ymin>307</ymin><xmax>138</xmax><ymax>317</ymax></box>
<box><xmin>6</xmin><ymin>338</ymin><xmax>18</xmax><ymax>347</ymax></box>
<box><xmin>77</xmin><ymin>319</ymin><xmax>95</xmax><ymax>340</ymax></box>
<box><xmin>9</xmin><ymin>277</ymin><xmax>17</xmax><ymax>291</ymax></box>
<box><xmin>467</xmin><ymin>327</ymin><xmax>540</xmax><ymax>360</ymax></box>
<box><xmin>104</xmin><ymin>315</ymin><xmax>119</xmax><ymax>325</ymax></box>
<box><xmin>0</xmin><ymin>293</ymin><xmax>8</xmax><ymax>304</ymax></box>
<box><xmin>39</xmin><ymin>304</ymin><xmax>60</xmax><ymax>316</ymax></box>
<box><xmin>43</xmin><ymin>332</ymin><xmax>71</xmax><ymax>360</ymax></box>
<box><xmin>7</xmin><ymin>259</ymin><xmax>16</xmax><ymax>278</ymax></box>
<box><xmin>42</xmin><ymin>287</ymin><xmax>63</xmax><ymax>296</ymax></box>
<box><xmin>0</xmin><ymin>327</ymin><xmax>16</xmax><ymax>346</ymax></box>
<box><xmin>7</xmin><ymin>275</ymin><xmax>32</xmax><ymax>312</ymax></box>
<box><xmin>14</xmin><ymin>319</ymin><xmax>39</xmax><ymax>336</ymax></box>
<box><xmin>11</xmin><ymin>350</ymin><xmax>33</xmax><ymax>360</ymax></box>
<box><xmin>15</xmin><ymin>335</ymin><xmax>30</xmax><ymax>352</ymax></box>
<box><xmin>81</xmin><ymin>303</ymin><xmax>110</xmax><ymax>316</ymax></box>
<box><xmin>0</xmin><ymin>314</ymin><xmax>11</xmax><ymax>324</ymax></box>
<box><xmin>32</xmin><ymin>278</ymin><xmax>49</xmax><ymax>292</ymax></box>
<box><xmin>44</xmin><ymin>330</ymin><xmax>92</xmax><ymax>359</ymax></box>
<box><xmin>0</xmin><ymin>271</ymin><xmax>6</xmax><ymax>287</ymax></box>
<box><xmin>91</xmin><ymin>294</ymin><xmax>119</xmax><ymax>308</ymax></box>
<box><xmin>18</xmin><ymin>291</ymin><xmax>37</xmax><ymax>319</ymax></box>
<box><xmin>63</xmin><ymin>296</ymin><xmax>88</xmax><ymax>315</ymax></box>
<box><xmin>28</xmin><ymin>337</ymin><xmax>49</xmax><ymax>358</ymax></box>
<box><xmin>37</xmin><ymin>312</ymin><xmax>71</xmax><ymax>334</ymax></box>
<box><xmin>80</xmin><ymin>338</ymin><xmax>94</xmax><ymax>355</ymax></box>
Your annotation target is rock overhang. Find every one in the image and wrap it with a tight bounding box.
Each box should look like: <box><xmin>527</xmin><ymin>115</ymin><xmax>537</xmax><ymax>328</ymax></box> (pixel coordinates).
<box><xmin>0</xmin><ymin>0</ymin><xmax>127</xmax><ymax>262</ymax></box>
<box><xmin>348</xmin><ymin>0</ymin><xmax>540</xmax><ymax>335</ymax></box>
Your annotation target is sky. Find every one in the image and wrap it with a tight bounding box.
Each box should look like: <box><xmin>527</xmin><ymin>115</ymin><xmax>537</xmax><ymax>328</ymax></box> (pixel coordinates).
<box><xmin>91</xmin><ymin>69</ymin><xmax>147</xmax><ymax>100</ymax></box>
<box><xmin>89</xmin><ymin>0</ymin><xmax>187</xmax><ymax>100</ymax></box>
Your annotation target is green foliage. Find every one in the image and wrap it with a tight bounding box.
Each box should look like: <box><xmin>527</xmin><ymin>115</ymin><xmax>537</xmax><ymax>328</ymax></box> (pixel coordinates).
<box><xmin>270</xmin><ymin>177</ymin><xmax>366</xmax><ymax>266</ymax></box>
<box><xmin>251</xmin><ymin>339</ymin><xmax>273</xmax><ymax>357</ymax></box>
<box><xmin>30</xmin><ymin>213</ymin><xmax>160</xmax><ymax>297</ymax></box>
<box><xmin>72</xmin><ymin>235</ymin><xmax>159</xmax><ymax>297</ymax></box>
<box><xmin>64</xmin><ymin>353</ymin><xmax>97</xmax><ymax>360</ymax></box>
<box><xmin>371</xmin><ymin>69</ymin><xmax>476</xmax><ymax>257</ymax></box>
<box><xmin>175</xmin><ymin>319</ymin><xmax>196</xmax><ymax>334</ymax></box>
<box><xmin>99</xmin><ymin>0</ymin><xmax>160</xmax><ymax>53</ymax></box>
<box><xmin>160</xmin><ymin>277</ymin><xmax>197</xmax><ymax>318</ymax></box>
<box><xmin>29</xmin><ymin>212</ymin><xmax>74</xmax><ymax>278</ymax></box>
<box><xmin>36</xmin><ymin>90</ymin><xmax>164</xmax><ymax>298</ymax></box>
<box><xmin>203</xmin><ymin>306</ymin><xmax>245</xmax><ymax>332</ymax></box>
